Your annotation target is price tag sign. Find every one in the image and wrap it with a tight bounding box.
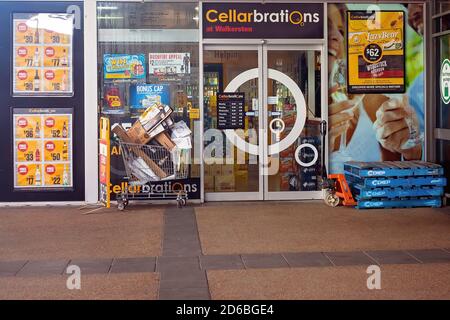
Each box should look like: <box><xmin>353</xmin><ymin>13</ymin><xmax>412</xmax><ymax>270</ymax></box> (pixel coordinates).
<box><xmin>13</xmin><ymin>108</ymin><xmax>73</xmax><ymax>189</ymax></box>
<box><xmin>347</xmin><ymin>11</ymin><xmax>405</xmax><ymax>94</ymax></box>
<box><xmin>12</xmin><ymin>13</ymin><xmax>73</xmax><ymax>96</ymax></box>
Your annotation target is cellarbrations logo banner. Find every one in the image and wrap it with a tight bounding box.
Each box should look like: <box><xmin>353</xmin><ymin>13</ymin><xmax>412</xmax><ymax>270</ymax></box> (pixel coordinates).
<box><xmin>202</xmin><ymin>2</ymin><xmax>324</xmax><ymax>39</ymax></box>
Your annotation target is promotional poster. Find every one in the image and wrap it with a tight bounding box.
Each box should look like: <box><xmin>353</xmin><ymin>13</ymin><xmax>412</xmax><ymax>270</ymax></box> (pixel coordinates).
<box><xmin>130</xmin><ymin>84</ymin><xmax>170</xmax><ymax>111</ymax></box>
<box><xmin>347</xmin><ymin>11</ymin><xmax>405</xmax><ymax>93</ymax></box>
<box><xmin>328</xmin><ymin>3</ymin><xmax>424</xmax><ymax>174</ymax></box>
<box><xmin>12</xmin><ymin>13</ymin><xmax>73</xmax><ymax>96</ymax></box>
<box><xmin>148</xmin><ymin>53</ymin><xmax>191</xmax><ymax>75</ymax></box>
<box><xmin>13</xmin><ymin>108</ymin><xmax>73</xmax><ymax>189</ymax></box>
<box><xmin>103</xmin><ymin>54</ymin><xmax>146</xmax><ymax>79</ymax></box>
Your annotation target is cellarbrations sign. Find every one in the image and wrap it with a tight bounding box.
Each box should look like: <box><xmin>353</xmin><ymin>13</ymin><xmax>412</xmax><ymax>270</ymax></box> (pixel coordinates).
<box><xmin>202</xmin><ymin>2</ymin><xmax>324</xmax><ymax>39</ymax></box>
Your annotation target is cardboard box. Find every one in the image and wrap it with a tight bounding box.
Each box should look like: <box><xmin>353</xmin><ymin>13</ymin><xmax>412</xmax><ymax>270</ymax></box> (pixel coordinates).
<box><xmin>155</xmin><ymin>132</ymin><xmax>176</xmax><ymax>151</ymax></box>
<box><xmin>127</xmin><ymin>120</ymin><xmax>151</xmax><ymax>144</ymax></box>
<box><xmin>215</xmin><ymin>175</ymin><xmax>235</xmax><ymax>192</ymax></box>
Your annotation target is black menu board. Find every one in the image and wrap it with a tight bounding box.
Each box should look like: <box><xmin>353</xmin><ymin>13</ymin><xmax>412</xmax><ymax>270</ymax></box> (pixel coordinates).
<box><xmin>217</xmin><ymin>92</ymin><xmax>245</xmax><ymax>129</ymax></box>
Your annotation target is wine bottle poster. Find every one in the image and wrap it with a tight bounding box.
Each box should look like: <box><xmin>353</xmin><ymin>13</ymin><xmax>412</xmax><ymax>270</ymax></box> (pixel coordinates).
<box><xmin>347</xmin><ymin>11</ymin><xmax>406</xmax><ymax>94</ymax></box>
<box><xmin>12</xmin><ymin>13</ymin><xmax>73</xmax><ymax>96</ymax></box>
<box><xmin>13</xmin><ymin>108</ymin><xmax>73</xmax><ymax>189</ymax></box>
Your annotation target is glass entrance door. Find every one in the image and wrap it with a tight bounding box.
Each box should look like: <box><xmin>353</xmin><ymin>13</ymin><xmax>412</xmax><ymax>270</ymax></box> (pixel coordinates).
<box><xmin>203</xmin><ymin>44</ymin><xmax>324</xmax><ymax>201</ymax></box>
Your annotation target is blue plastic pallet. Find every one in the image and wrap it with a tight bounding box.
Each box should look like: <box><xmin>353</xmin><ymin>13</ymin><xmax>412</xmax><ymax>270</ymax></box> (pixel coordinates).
<box><xmin>345</xmin><ymin>173</ymin><xmax>447</xmax><ymax>188</ymax></box>
<box><xmin>344</xmin><ymin>161</ymin><xmax>444</xmax><ymax>178</ymax></box>
<box><xmin>356</xmin><ymin>197</ymin><xmax>442</xmax><ymax>209</ymax></box>
<box><xmin>354</xmin><ymin>185</ymin><xmax>444</xmax><ymax>199</ymax></box>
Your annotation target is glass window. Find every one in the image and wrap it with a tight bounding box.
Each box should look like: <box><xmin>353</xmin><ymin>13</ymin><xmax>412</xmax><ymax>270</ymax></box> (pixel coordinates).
<box><xmin>97</xmin><ymin>2</ymin><xmax>201</xmax><ymax>199</ymax></box>
<box><xmin>436</xmin><ymin>34</ymin><xmax>450</xmax><ymax>129</ymax></box>
<box><xmin>435</xmin><ymin>0</ymin><xmax>450</xmax><ymax>14</ymax></box>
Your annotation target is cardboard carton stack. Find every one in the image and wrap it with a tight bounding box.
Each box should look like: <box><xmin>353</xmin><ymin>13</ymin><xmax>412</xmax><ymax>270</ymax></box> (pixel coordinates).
<box><xmin>112</xmin><ymin>102</ymin><xmax>192</xmax><ymax>182</ymax></box>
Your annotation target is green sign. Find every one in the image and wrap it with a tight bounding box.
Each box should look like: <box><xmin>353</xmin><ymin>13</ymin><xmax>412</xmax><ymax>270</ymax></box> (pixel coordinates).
<box><xmin>441</xmin><ymin>59</ymin><xmax>450</xmax><ymax>105</ymax></box>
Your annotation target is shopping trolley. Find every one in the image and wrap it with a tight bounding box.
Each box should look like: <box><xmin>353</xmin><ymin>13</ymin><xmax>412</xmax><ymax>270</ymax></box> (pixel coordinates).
<box><xmin>116</xmin><ymin>141</ymin><xmax>189</xmax><ymax>210</ymax></box>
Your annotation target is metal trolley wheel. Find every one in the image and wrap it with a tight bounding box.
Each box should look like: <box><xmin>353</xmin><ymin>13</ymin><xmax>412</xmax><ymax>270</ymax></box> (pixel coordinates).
<box><xmin>117</xmin><ymin>193</ymin><xmax>129</xmax><ymax>211</ymax></box>
<box><xmin>325</xmin><ymin>191</ymin><xmax>340</xmax><ymax>207</ymax></box>
<box><xmin>176</xmin><ymin>191</ymin><xmax>188</xmax><ymax>208</ymax></box>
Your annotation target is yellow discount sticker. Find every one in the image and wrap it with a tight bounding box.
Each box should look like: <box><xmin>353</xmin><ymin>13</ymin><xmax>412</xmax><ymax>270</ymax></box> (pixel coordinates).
<box><xmin>16</xmin><ymin>140</ymin><xmax>42</xmax><ymax>162</ymax></box>
<box><xmin>43</xmin><ymin>46</ymin><xmax>70</xmax><ymax>67</ymax></box>
<box><xmin>16</xmin><ymin>163</ymin><xmax>42</xmax><ymax>187</ymax></box>
<box><xmin>43</xmin><ymin>115</ymin><xmax>70</xmax><ymax>139</ymax></box>
<box><xmin>15</xmin><ymin>46</ymin><xmax>41</xmax><ymax>68</ymax></box>
<box><xmin>14</xmin><ymin>20</ymin><xmax>41</xmax><ymax>44</ymax></box>
<box><xmin>14</xmin><ymin>68</ymin><xmax>41</xmax><ymax>92</ymax></box>
<box><xmin>44</xmin><ymin>163</ymin><xmax>71</xmax><ymax>186</ymax></box>
<box><xmin>43</xmin><ymin>29</ymin><xmax>71</xmax><ymax>45</ymax></box>
<box><xmin>43</xmin><ymin>140</ymin><xmax>70</xmax><ymax>162</ymax></box>
<box><xmin>42</xmin><ymin>69</ymin><xmax>70</xmax><ymax>92</ymax></box>
<box><xmin>14</xmin><ymin>115</ymin><xmax>42</xmax><ymax>139</ymax></box>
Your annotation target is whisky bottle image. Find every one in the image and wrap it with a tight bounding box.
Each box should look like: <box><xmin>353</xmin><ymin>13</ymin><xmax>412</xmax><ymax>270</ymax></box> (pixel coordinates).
<box><xmin>35</xmin><ymin>148</ymin><xmax>40</xmax><ymax>162</ymax></box>
<box><xmin>62</xmin><ymin>141</ymin><xmax>68</xmax><ymax>161</ymax></box>
<box><xmin>35</xmin><ymin>165</ymin><xmax>41</xmax><ymax>186</ymax></box>
<box><xmin>34</xmin><ymin>28</ymin><xmax>39</xmax><ymax>44</ymax></box>
<box><xmin>62</xmin><ymin>164</ymin><xmax>69</xmax><ymax>186</ymax></box>
<box><xmin>35</xmin><ymin>121</ymin><xmax>40</xmax><ymax>138</ymax></box>
<box><xmin>61</xmin><ymin>71</ymin><xmax>66</xmax><ymax>91</ymax></box>
<box><xmin>33</xmin><ymin>48</ymin><xmax>39</xmax><ymax>67</ymax></box>
<box><xmin>61</xmin><ymin>49</ymin><xmax>68</xmax><ymax>66</ymax></box>
<box><xmin>62</xmin><ymin>122</ymin><xmax>68</xmax><ymax>138</ymax></box>
<box><xmin>33</xmin><ymin>69</ymin><xmax>40</xmax><ymax>91</ymax></box>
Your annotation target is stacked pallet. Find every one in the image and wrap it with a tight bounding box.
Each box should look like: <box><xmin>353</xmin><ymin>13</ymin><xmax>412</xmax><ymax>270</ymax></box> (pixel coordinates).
<box><xmin>344</xmin><ymin>161</ymin><xmax>446</xmax><ymax>209</ymax></box>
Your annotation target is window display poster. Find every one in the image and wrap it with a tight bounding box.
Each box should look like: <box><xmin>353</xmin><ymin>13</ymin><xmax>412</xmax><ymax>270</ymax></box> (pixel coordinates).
<box><xmin>103</xmin><ymin>54</ymin><xmax>146</xmax><ymax>80</ymax></box>
<box><xmin>13</xmin><ymin>13</ymin><xmax>73</xmax><ymax>96</ymax></box>
<box><xmin>148</xmin><ymin>53</ymin><xmax>190</xmax><ymax>75</ymax></box>
<box><xmin>347</xmin><ymin>11</ymin><xmax>405</xmax><ymax>93</ymax></box>
<box><xmin>129</xmin><ymin>84</ymin><xmax>170</xmax><ymax>111</ymax></box>
<box><xmin>13</xmin><ymin>108</ymin><xmax>73</xmax><ymax>189</ymax></box>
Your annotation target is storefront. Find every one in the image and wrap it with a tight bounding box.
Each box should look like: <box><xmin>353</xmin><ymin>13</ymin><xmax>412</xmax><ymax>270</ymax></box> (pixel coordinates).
<box><xmin>0</xmin><ymin>0</ymin><xmax>440</xmax><ymax>205</ymax></box>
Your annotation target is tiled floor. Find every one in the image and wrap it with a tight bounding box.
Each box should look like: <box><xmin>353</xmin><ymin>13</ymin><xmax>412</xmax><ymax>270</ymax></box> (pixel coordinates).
<box><xmin>1</xmin><ymin>202</ymin><xmax>450</xmax><ymax>299</ymax></box>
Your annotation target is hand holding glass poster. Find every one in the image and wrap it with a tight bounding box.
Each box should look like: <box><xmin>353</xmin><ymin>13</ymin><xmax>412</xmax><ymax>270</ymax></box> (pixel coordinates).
<box><xmin>347</xmin><ymin>11</ymin><xmax>405</xmax><ymax>94</ymax></box>
<box><xmin>12</xmin><ymin>13</ymin><xmax>73</xmax><ymax>96</ymax></box>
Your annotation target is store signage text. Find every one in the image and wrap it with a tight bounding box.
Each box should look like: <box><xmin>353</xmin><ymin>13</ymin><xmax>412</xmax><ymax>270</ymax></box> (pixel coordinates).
<box><xmin>441</xmin><ymin>59</ymin><xmax>450</xmax><ymax>105</ymax></box>
<box><xmin>203</xmin><ymin>3</ymin><xmax>323</xmax><ymax>39</ymax></box>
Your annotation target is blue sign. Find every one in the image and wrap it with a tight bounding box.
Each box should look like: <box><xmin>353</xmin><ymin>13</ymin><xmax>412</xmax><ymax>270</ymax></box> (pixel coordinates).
<box><xmin>130</xmin><ymin>84</ymin><xmax>170</xmax><ymax>110</ymax></box>
<box><xmin>103</xmin><ymin>54</ymin><xmax>146</xmax><ymax>80</ymax></box>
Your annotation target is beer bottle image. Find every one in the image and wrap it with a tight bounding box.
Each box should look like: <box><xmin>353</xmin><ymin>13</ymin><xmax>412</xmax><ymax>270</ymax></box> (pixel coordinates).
<box><xmin>35</xmin><ymin>148</ymin><xmax>40</xmax><ymax>162</ymax></box>
<box><xmin>35</xmin><ymin>121</ymin><xmax>40</xmax><ymax>138</ymax></box>
<box><xmin>33</xmin><ymin>48</ymin><xmax>39</xmax><ymax>67</ymax></box>
<box><xmin>61</xmin><ymin>71</ymin><xmax>66</xmax><ymax>91</ymax></box>
<box><xmin>34</xmin><ymin>27</ymin><xmax>39</xmax><ymax>44</ymax></box>
<box><xmin>62</xmin><ymin>164</ymin><xmax>69</xmax><ymax>186</ymax></box>
<box><xmin>35</xmin><ymin>165</ymin><xmax>41</xmax><ymax>186</ymax></box>
<box><xmin>62</xmin><ymin>122</ymin><xmax>68</xmax><ymax>138</ymax></box>
<box><xmin>33</xmin><ymin>69</ymin><xmax>40</xmax><ymax>91</ymax></box>
<box><xmin>62</xmin><ymin>141</ymin><xmax>68</xmax><ymax>160</ymax></box>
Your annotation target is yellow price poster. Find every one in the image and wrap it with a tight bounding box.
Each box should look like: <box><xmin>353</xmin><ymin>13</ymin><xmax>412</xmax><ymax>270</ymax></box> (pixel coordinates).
<box><xmin>43</xmin><ymin>29</ymin><xmax>71</xmax><ymax>45</ymax></box>
<box><xmin>347</xmin><ymin>11</ymin><xmax>405</xmax><ymax>94</ymax></box>
<box><xmin>43</xmin><ymin>46</ymin><xmax>70</xmax><ymax>67</ymax></box>
<box><xmin>14</xmin><ymin>115</ymin><xmax>42</xmax><ymax>139</ymax></box>
<box><xmin>13</xmin><ymin>13</ymin><xmax>73</xmax><ymax>96</ymax></box>
<box><xmin>43</xmin><ymin>115</ymin><xmax>70</xmax><ymax>139</ymax></box>
<box><xmin>14</xmin><ymin>19</ymin><xmax>41</xmax><ymax>44</ymax></box>
<box><xmin>43</xmin><ymin>163</ymin><xmax>71</xmax><ymax>187</ymax></box>
<box><xmin>16</xmin><ymin>140</ymin><xmax>42</xmax><ymax>162</ymax></box>
<box><xmin>15</xmin><ymin>46</ymin><xmax>41</xmax><ymax>67</ymax></box>
<box><xmin>14</xmin><ymin>68</ymin><xmax>41</xmax><ymax>92</ymax></box>
<box><xmin>43</xmin><ymin>140</ymin><xmax>70</xmax><ymax>162</ymax></box>
<box><xmin>42</xmin><ymin>69</ymin><xmax>70</xmax><ymax>93</ymax></box>
<box><xmin>15</xmin><ymin>163</ymin><xmax>43</xmax><ymax>188</ymax></box>
<box><xmin>13</xmin><ymin>108</ymin><xmax>73</xmax><ymax>189</ymax></box>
